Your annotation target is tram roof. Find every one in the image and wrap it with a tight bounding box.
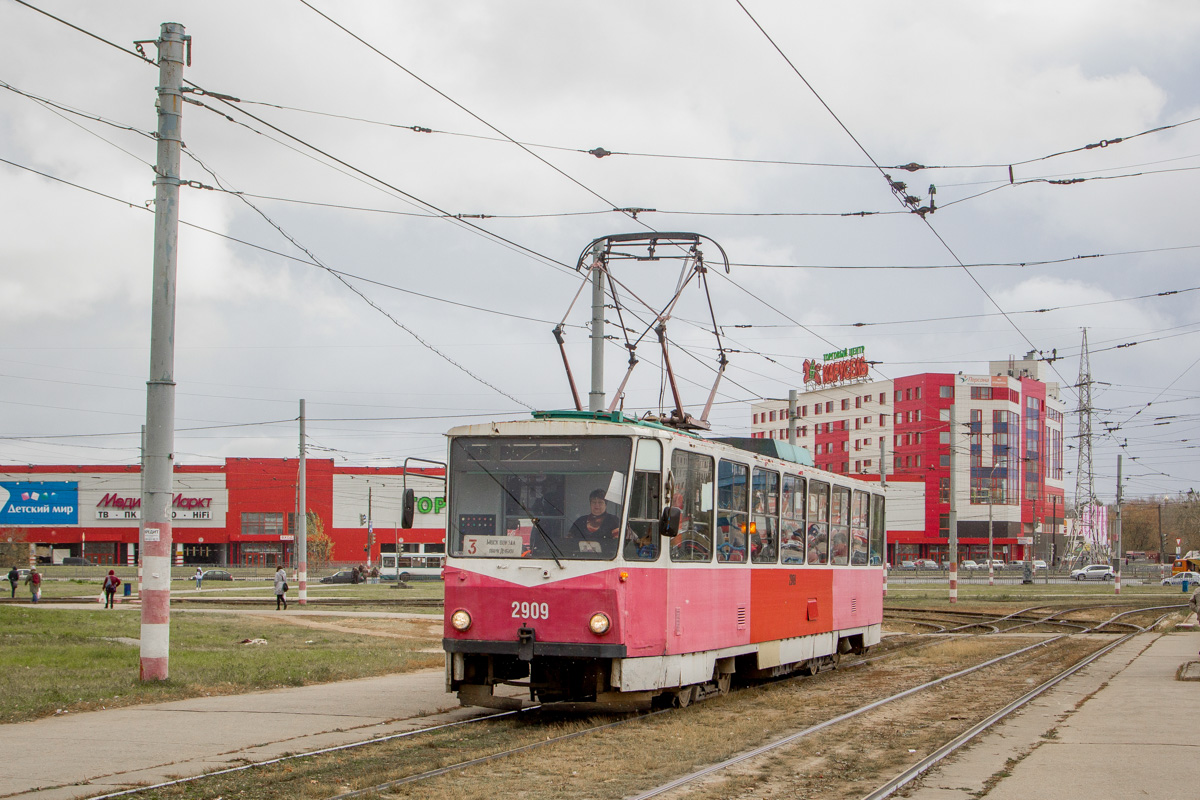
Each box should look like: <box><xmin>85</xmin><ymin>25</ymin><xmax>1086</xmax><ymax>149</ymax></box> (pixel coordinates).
<box><xmin>528</xmin><ymin>411</ymin><xmax>815</xmax><ymax>468</ymax></box>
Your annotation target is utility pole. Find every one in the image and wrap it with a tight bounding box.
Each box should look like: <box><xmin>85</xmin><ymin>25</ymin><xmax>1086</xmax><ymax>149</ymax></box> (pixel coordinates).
<box><xmin>948</xmin><ymin>402</ymin><xmax>958</xmax><ymax>604</ymax></box>
<box><xmin>367</xmin><ymin>486</ymin><xmax>373</xmax><ymax>566</ymax></box>
<box><xmin>1114</xmin><ymin>455</ymin><xmax>1122</xmax><ymax>595</ymax></box>
<box><xmin>588</xmin><ymin>243</ymin><xmax>605</xmax><ymax>413</ymax></box>
<box><xmin>787</xmin><ymin>389</ymin><xmax>797</xmax><ymax>446</ymax></box>
<box><xmin>988</xmin><ymin>489</ymin><xmax>995</xmax><ymax>587</ymax></box>
<box><xmin>297</xmin><ymin>399</ymin><xmax>307</xmax><ymax>605</ymax></box>
<box><xmin>140</xmin><ymin>22</ymin><xmax>187</xmax><ymax>682</ymax></box>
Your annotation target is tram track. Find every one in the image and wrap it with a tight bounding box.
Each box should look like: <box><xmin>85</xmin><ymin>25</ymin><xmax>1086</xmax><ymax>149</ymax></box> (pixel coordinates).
<box><xmin>76</xmin><ymin>603</ymin><xmax>1187</xmax><ymax>800</ymax></box>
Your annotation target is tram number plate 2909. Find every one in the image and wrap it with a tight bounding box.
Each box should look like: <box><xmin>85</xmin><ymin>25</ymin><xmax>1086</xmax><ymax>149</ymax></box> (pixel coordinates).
<box><xmin>512</xmin><ymin>601</ymin><xmax>550</xmax><ymax>620</ymax></box>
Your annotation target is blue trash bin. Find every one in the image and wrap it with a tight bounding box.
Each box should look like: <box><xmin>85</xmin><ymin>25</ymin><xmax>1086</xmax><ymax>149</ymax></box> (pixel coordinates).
<box><xmin>1183</xmin><ymin>580</ymin><xmax>1190</xmax><ymax>593</ymax></box>
<box><xmin>123</xmin><ymin>582</ymin><xmax>132</xmax><ymax>597</ymax></box>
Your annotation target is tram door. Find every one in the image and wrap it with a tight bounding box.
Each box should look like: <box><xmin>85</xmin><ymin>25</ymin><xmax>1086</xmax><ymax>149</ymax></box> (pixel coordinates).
<box><xmin>663</xmin><ymin>448</ymin><xmax>715</xmax><ymax>657</ymax></box>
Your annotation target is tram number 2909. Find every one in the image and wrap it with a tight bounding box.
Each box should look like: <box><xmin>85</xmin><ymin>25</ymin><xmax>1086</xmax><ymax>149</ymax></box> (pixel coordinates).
<box><xmin>512</xmin><ymin>601</ymin><xmax>550</xmax><ymax>620</ymax></box>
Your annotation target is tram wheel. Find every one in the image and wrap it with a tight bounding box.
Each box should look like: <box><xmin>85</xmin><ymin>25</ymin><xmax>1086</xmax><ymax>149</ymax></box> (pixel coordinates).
<box><xmin>672</xmin><ymin>686</ymin><xmax>696</xmax><ymax>707</ymax></box>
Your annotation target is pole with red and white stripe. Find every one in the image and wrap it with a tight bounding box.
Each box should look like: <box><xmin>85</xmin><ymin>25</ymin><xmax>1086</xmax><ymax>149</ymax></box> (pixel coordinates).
<box><xmin>297</xmin><ymin>399</ymin><xmax>307</xmax><ymax>605</ymax></box>
<box><xmin>140</xmin><ymin>22</ymin><xmax>186</xmax><ymax>682</ymax></box>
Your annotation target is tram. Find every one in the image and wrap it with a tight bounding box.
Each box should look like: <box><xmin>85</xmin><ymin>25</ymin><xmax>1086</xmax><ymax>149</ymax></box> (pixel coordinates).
<box><xmin>434</xmin><ymin>409</ymin><xmax>886</xmax><ymax>710</ymax></box>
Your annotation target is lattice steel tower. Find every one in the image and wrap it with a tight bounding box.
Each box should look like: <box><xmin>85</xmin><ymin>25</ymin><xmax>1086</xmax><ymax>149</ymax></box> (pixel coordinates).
<box><xmin>1073</xmin><ymin>328</ymin><xmax>1099</xmax><ymax>561</ymax></box>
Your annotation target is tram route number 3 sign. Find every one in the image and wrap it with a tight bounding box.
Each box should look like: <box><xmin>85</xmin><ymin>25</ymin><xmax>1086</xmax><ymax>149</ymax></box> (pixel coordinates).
<box><xmin>463</xmin><ymin>535</ymin><xmax>522</xmax><ymax>557</ymax></box>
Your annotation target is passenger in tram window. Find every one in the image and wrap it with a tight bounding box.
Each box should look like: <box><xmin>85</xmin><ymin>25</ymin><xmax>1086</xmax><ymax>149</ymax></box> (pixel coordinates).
<box><xmin>569</xmin><ymin>489</ymin><xmax>621</xmax><ymax>555</ymax></box>
<box><xmin>807</xmin><ymin>524</ymin><xmax>828</xmax><ymax>564</ymax></box>
<box><xmin>780</xmin><ymin>524</ymin><xmax>804</xmax><ymax>564</ymax></box>
<box><xmin>831</xmin><ymin>531</ymin><xmax>849</xmax><ymax>563</ymax></box>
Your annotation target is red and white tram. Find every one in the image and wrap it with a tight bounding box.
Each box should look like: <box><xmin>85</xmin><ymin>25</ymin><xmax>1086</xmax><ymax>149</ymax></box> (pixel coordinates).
<box><xmin>439</xmin><ymin>410</ymin><xmax>886</xmax><ymax>710</ymax></box>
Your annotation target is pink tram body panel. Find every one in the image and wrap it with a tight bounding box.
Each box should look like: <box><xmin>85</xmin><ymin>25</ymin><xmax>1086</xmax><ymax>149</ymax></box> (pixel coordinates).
<box><xmin>441</xmin><ymin>413</ymin><xmax>885</xmax><ymax>709</ymax></box>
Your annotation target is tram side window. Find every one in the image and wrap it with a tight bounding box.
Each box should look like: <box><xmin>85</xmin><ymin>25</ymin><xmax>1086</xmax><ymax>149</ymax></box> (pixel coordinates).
<box><xmin>751</xmin><ymin>468</ymin><xmax>779</xmax><ymax>564</ymax></box>
<box><xmin>869</xmin><ymin>494</ymin><xmax>885</xmax><ymax>566</ymax></box>
<box><xmin>780</xmin><ymin>474</ymin><xmax>805</xmax><ymax>564</ymax></box>
<box><xmin>717</xmin><ymin>461</ymin><xmax>749</xmax><ymax>563</ymax></box>
<box><xmin>831</xmin><ymin>486</ymin><xmax>851</xmax><ymax>565</ymax></box>
<box><xmin>669</xmin><ymin>449</ymin><xmax>714</xmax><ymax>562</ymax></box>
<box><xmin>625</xmin><ymin>440</ymin><xmax>662</xmax><ymax>562</ymax></box>
<box><xmin>851</xmin><ymin>491</ymin><xmax>870</xmax><ymax>565</ymax></box>
<box><xmin>807</xmin><ymin>481</ymin><xmax>830</xmax><ymax>564</ymax></box>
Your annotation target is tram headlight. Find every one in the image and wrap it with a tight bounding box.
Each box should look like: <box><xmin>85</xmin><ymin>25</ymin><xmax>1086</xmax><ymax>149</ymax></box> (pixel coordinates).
<box><xmin>588</xmin><ymin>612</ymin><xmax>611</xmax><ymax>635</ymax></box>
<box><xmin>450</xmin><ymin>609</ymin><xmax>472</xmax><ymax>632</ymax></box>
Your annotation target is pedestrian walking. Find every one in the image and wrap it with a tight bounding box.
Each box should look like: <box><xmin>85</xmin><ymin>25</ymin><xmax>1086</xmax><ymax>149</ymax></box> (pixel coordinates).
<box><xmin>1190</xmin><ymin>585</ymin><xmax>1200</xmax><ymax>656</ymax></box>
<box><xmin>274</xmin><ymin>565</ymin><xmax>288</xmax><ymax>610</ymax></box>
<box><xmin>25</xmin><ymin>567</ymin><xmax>40</xmax><ymax>603</ymax></box>
<box><xmin>102</xmin><ymin>570</ymin><xmax>121</xmax><ymax>609</ymax></box>
<box><xmin>7</xmin><ymin>565</ymin><xmax>18</xmax><ymax>599</ymax></box>
<box><xmin>194</xmin><ymin>567</ymin><xmax>203</xmax><ymax>589</ymax></box>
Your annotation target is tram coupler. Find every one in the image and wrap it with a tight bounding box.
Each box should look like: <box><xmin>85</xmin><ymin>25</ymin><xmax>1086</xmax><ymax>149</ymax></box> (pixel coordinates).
<box><xmin>517</xmin><ymin>627</ymin><xmax>536</xmax><ymax>661</ymax></box>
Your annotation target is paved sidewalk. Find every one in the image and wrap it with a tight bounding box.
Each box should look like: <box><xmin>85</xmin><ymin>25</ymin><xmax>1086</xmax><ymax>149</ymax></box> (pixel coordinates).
<box><xmin>907</xmin><ymin>629</ymin><xmax>1200</xmax><ymax>799</ymax></box>
<box><xmin>0</xmin><ymin>668</ymin><xmax>503</xmax><ymax>800</ymax></box>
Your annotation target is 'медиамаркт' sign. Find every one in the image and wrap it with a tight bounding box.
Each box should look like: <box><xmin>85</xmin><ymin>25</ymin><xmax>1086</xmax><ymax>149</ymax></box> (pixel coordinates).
<box><xmin>0</xmin><ymin>481</ymin><xmax>79</xmax><ymax>525</ymax></box>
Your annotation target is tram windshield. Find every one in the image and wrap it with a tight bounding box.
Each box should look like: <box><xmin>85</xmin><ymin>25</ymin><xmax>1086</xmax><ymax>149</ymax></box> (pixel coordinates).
<box><xmin>448</xmin><ymin>436</ymin><xmax>632</xmax><ymax>561</ymax></box>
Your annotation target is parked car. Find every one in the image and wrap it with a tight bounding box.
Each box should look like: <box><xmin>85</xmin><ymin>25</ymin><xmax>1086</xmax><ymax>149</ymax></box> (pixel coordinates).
<box><xmin>1162</xmin><ymin>571</ymin><xmax>1200</xmax><ymax>587</ymax></box>
<box><xmin>980</xmin><ymin>559</ymin><xmax>1006</xmax><ymax>570</ymax></box>
<box><xmin>914</xmin><ymin>559</ymin><xmax>941</xmax><ymax>570</ymax></box>
<box><xmin>1071</xmin><ymin>564</ymin><xmax>1115</xmax><ymax>581</ymax></box>
<box><xmin>61</xmin><ymin>557</ymin><xmax>94</xmax><ymax>566</ymax></box>
<box><xmin>960</xmin><ymin>560</ymin><xmax>980</xmax><ymax>571</ymax></box>
<box><xmin>896</xmin><ymin>560</ymin><xmax>918</xmax><ymax>570</ymax></box>
<box><xmin>319</xmin><ymin>569</ymin><xmax>357</xmax><ymax>584</ymax></box>
<box><xmin>199</xmin><ymin>569</ymin><xmax>233</xmax><ymax>581</ymax></box>
<box><xmin>1032</xmin><ymin>559</ymin><xmax>1048</xmax><ymax>571</ymax></box>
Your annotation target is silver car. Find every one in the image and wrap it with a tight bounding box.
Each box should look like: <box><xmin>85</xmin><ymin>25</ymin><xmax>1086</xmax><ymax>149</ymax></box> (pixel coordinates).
<box><xmin>1162</xmin><ymin>571</ymin><xmax>1200</xmax><ymax>587</ymax></box>
<box><xmin>1070</xmin><ymin>564</ymin><xmax>1114</xmax><ymax>581</ymax></box>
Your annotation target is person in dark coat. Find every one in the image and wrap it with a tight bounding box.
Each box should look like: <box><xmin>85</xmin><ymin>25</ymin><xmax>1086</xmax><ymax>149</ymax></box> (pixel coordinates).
<box><xmin>7</xmin><ymin>566</ymin><xmax>18</xmax><ymax>599</ymax></box>
<box><xmin>102</xmin><ymin>570</ymin><xmax>121</xmax><ymax>609</ymax></box>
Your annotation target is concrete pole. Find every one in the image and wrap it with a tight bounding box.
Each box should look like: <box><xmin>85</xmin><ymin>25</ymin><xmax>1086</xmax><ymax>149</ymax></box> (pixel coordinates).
<box><xmin>138</xmin><ymin>425</ymin><xmax>145</xmax><ymax>588</ymax></box>
<box><xmin>140</xmin><ymin>22</ymin><xmax>186</xmax><ymax>682</ymax></box>
<box><xmin>988</xmin><ymin>492</ymin><xmax>994</xmax><ymax>587</ymax></box>
<box><xmin>297</xmin><ymin>399</ymin><xmax>307</xmax><ymax>605</ymax></box>
<box><xmin>787</xmin><ymin>390</ymin><xmax>797</xmax><ymax>445</ymax></box>
<box><xmin>948</xmin><ymin>402</ymin><xmax>958</xmax><ymax>603</ymax></box>
<box><xmin>1114</xmin><ymin>455</ymin><xmax>1122</xmax><ymax>595</ymax></box>
<box><xmin>588</xmin><ymin>246</ymin><xmax>605</xmax><ymax>413</ymax></box>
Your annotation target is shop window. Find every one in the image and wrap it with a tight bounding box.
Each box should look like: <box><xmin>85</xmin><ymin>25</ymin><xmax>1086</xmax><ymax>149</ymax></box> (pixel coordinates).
<box><xmin>242</xmin><ymin>512</ymin><xmax>284</xmax><ymax>537</ymax></box>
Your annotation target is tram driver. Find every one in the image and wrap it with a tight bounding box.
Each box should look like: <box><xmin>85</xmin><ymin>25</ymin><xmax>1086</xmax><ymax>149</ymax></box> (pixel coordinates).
<box><xmin>568</xmin><ymin>488</ymin><xmax>622</xmax><ymax>556</ymax></box>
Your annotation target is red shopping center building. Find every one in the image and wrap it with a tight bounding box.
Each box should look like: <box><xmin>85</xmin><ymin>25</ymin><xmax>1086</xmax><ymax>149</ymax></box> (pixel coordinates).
<box><xmin>0</xmin><ymin>458</ymin><xmax>445</xmax><ymax>567</ymax></box>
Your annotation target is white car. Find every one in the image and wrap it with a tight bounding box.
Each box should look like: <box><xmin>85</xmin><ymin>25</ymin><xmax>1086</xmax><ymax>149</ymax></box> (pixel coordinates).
<box><xmin>1070</xmin><ymin>564</ymin><xmax>1114</xmax><ymax>581</ymax></box>
<box><xmin>1162</xmin><ymin>571</ymin><xmax>1200</xmax><ymax>587</ymax></box>
<box><xmin>960</xmin><ymin>560</ymin><xmax>980</xmax><ymax>571</ymax></box>
<box><xmin>1032</xmin><ymin>559</ymin><xmax>1048</xmax><ymax>571</ymax></box>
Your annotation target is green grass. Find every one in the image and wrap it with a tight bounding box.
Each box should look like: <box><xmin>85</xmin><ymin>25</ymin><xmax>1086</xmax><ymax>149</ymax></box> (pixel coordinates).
<box><xmin>0</xmin><ymin>607</ymin><xmax>444</xmax><ymax>723</ymax></box>
<box><xmin>884</xmin><ymin>580</ymin><xmax>1193</xmax><ymax>604</ymax></box>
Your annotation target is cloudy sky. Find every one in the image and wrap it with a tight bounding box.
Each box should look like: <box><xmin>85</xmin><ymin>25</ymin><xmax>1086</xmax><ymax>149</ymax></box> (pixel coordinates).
<box><xmin>2</xmin><ymin>1</ymin><xmax>1199</xmax><ymax>503</ymax></box>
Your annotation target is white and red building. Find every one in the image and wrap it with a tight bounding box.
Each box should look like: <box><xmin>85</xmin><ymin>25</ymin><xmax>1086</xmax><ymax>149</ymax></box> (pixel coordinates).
<box><xmin>751</xmin><ymin>352</ymin><xmax>1066</xmax><ymax>565</ymax></box>
<box><xmin>0</xmin><ymin>458</ymin><xmax>445</xmax><ymax>567</ymax></box>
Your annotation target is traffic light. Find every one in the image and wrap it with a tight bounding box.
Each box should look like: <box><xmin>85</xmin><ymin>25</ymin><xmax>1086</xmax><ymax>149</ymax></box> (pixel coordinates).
<box><xmin>359</xmin><ymin>513</ymin><xmax>367</xmax><ymax>525</ymax></box>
